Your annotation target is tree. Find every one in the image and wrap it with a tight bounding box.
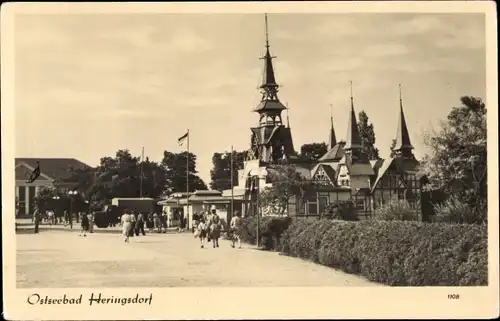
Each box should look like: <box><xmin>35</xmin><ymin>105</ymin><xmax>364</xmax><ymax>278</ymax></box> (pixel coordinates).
<box><xmin>161</xmin><ymin>151</ymin><xmax>207</xmax><ymax>193</ymax></box>
<box><xmin>389</xmin><ymin>139</ymin><xmax>397</xmax><ymax>158</ymax></box>
<box><xmin>259</xmin><ymin>164</ymin><xmax>316</xmax><ymax>216</ymax></box>
<box><xmin>209</xmin><ymin>150</ymin><xmax>246</xmax><ymax>191</ymax></box>
<box><xmin>70</xmin><ymin>149</ymin><xmax>168</xmax><ymax>204</ymax></box>
<box><xmin>358</xmin><ymin>111</ymin><xmax>380</xmax><ymax>160</ymax></box>
<box><xmin>300</xmin><ymin>143</ymin><xmax>328</xmax><ymax>162</ymax></box>
<box><xmin>420</xmin><ymin>96</ymin><xmax>487</xmax><ymax>208</ymax></box>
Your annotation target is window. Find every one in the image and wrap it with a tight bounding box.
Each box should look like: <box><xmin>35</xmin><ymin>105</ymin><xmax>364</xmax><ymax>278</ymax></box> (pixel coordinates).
<box><xmin>308</xmin><ymin>201</ymin><xmax>318</xmax><ymax>215</ymax></box>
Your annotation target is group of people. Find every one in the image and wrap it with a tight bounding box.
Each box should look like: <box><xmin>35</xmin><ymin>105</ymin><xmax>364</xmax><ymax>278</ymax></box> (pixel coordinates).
<box><xmin>31</xmin><ymin>208</ymin><xmax>94</xmax><ymax>236</ymax></box>
<box><xmin>192</xmin><ymin>209</ymin><xmax>242</xmax><ymax>249</ymax></box>
<box><xmin>118</xmin><ymin>207</ymin><xmax>243</xmax><ymax>249</ymax></box>
<box><xmin>120</xmin><ymin>210</ymin><xmax>149</xmax><ymax>242</ymax></box>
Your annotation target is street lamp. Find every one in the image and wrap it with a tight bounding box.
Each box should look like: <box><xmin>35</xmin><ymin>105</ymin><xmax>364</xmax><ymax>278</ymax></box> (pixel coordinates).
<box><xmin>51</xmin><ymin>196</ymin><xmax>60</xmax><ymax>224</ymax></box>
<box><xmin>249</xmin><ymin>168</ymin><xmax>268</xmax><ymax>248</ymax></box>
<box><xmin>68</xmin><ymin>190</ymin><xmax>78</xmax><ymax>222</ymax></box>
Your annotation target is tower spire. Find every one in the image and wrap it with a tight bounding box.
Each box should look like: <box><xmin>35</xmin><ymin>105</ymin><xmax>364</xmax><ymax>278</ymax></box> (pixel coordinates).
<box><xmin>328</xmin><ymin>104</ymin><xmax>337</xmax><ymax>149</ymax></box>
<box><xmin>345</xmin><ymin>81</ymin><xmax>362</xmax><ymax>150</ymax></box>
<box><xmin>265</xmin><ymin>13</ymin><xmax>270</xmax><ymax>49</ymax></box>
<box><xmin>394</xmin><ymin>84</ymin><xmax>414</xmax><ymax>154</ymax></box>
<box><xmin>259</xmin><ymin>13</ymin><xmax>280</xmax><ymax>102</ymax></box>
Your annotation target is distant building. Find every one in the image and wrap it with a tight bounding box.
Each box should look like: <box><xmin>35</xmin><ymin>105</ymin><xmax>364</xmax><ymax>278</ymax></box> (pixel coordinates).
<box><xmin>15</xmin><ymin>158</ymin><xmax>91</xmax><ymax>216</ymax></box>
<box><xmin>224</xmin><ymin>15</ymin><xmax>423</xmax><ymax>219</ymax></box>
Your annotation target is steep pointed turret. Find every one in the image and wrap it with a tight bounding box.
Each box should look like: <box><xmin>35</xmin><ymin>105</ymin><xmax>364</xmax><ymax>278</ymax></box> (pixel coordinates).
<box><xmin>394</xmin><ymin>84</ymin><xmax>414</xmax><ymax>158</ymax></box>
<box><xmin>328</xmin><ymin>104</ymin><xmax>337</xmax><ymax>149</ymax></box>
<box><xmin>344</xmin><ymin>81</ymin><xmax>362</xmax><ymax>151</ymax></box>
<box><xmin>249</xmin><ymin>14</ymin><xmax>295</xmax><ymax>164</ymax></box>
<box><xmin>254</xmin><ymin>13</ymin><xmax>286</xmax><ymax>114</ymax></box>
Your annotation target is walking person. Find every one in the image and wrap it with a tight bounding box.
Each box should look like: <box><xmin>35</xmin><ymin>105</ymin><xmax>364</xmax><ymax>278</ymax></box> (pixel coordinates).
<box><xmin>121</xmin><ymin>210</ymin><xmax>132</xmax><ymax>243</ymax></box>
<box><xmin>136</xmin><ymin>212</ymin><xmax>146</xmax><ymax>236</ymax></box>
<box><xmin>230</xmin><ymin>211</ymin><xmax>242</xmax><ymax>249</ymax></box>
<box><xmin>33</xmin><ymin>209</ymin><xmax>41</xmax><ymax>234</ymax></box>
<box><xmin>196</xmin><ymin>219</ymin><xmax>208</xmax><ymax>248</ymax></box>
<box><xmin>153</xmin><ymin>212</ymin><xmax>161</xmax><ymax>233</ymax></box>
<box><xmin>88</xmin><ymin>211</ymin><xmax>95</xmax><ymax>233</ymax></box>
<box><xmin>129</xmin><ymin>211</ymin><xmax>136</xmax><ymax>237</ymax></box>
<box><xmin>192</xmin><ymin>212</ymin><xmax>200</xmax><ymax>234</ymax></box>
<box><xmin>80</xmin><ymin>211</ymin><xmax>90</xmax><ymax>237</ymax></box>
<box><xmin>147</xmin><ymin>212</ymin><xmax>154</xmax><ymax>233</ymax></box>
<box><xmin>208</xmin><ymin>209</ymin><xmax>222</xmax><ymax>248</ymax></box>
<box><xmin>64</xmin><ymin>210</ymin><xmax>69</xmax><ymax>227</ymax></box>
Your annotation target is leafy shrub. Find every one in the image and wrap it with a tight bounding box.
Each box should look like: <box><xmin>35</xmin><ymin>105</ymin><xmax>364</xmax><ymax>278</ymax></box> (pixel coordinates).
<box><xmin>433</xmin><ymin>196</ymin><xmax>487</xmax><ymax>225</ymax></box>
<box><xmin>238</xmin><ymin>216</ymin><xmax>292</xmax><ymax>250</ymax></box>
<box><xmin>322</xmin><ymin>200</ymin><xmax>358</xmax><ymax>221</ymax></box>
<box><xmin>374</xmin><ymin>200</ymin><xmax>418</xmax><ymax>221</ymax></box>
<box><xmin>279</xmin><ymin>218</ymin><xmax>487</xmax><ymax>286</ymax></box>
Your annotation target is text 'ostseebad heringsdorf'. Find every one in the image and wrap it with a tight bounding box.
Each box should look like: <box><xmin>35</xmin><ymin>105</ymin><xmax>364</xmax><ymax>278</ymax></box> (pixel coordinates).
<box><xmin>27</xmin><ymin>293</ymin><xmax>153</xmax><ymax>306</ymax></box>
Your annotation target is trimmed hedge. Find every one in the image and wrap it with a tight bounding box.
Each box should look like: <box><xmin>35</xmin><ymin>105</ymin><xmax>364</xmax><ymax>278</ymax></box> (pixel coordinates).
<box><xmin>279</xmin><ymin>219</ymin><xmax>488</xmax><ymax>286</ymax></box>
<box><xmin>238</xmin><ymin>216</ymin><xmax>292</xmax><ymax>251</ymax></box>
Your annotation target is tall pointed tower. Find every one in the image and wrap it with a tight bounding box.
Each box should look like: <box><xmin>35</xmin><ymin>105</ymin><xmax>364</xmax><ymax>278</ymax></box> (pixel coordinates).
<box><xmin>393</xmin><ymin>84</ymin><xmax>416</xmax><ymax>161</ymax></box>
<box><xmin>337</xmin><ymin>81</ymin><xmax>373</xmax><ymax>190</ymax></box>
<box><xmin>248</xmin><ymin>14</ymin><xmax>295</xmax><ymax>164</ymax></box>
<box><xmin>328</xmin><ymin>104</ymin><xmax>337</xmax><ymax>150</ymax></box>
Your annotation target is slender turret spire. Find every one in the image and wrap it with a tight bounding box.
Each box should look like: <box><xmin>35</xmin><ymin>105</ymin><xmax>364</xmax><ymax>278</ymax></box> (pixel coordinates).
<box><xmin>345</xmin><ymin>81</ymin><xmax>362</xmax><ymax>150</ymax></box>
<box><xmin>394</xmin><ymin>84</ymin><xmax>414</xmax><ymax>154</ymax></box>
<box><xmin>259</xmin><ymin>13</ymin><xmax>280</xmax><ymax>101</ymax></box>
<box><xmin>328</xmin><ymin>104</ymin><xmax>337</xmax><ymax>149</ymax></box>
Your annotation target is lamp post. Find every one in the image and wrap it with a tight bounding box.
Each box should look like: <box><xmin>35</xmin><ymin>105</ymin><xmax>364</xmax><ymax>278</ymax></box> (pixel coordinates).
<box><xmin>52</xmin><ymin>195</ymin><xmax>60</xmax><ymax>224</ymax></box>
<box><xmin>250</xmin><ymin>168</ymin><xmax>268</xmax><ymax>248</ymax></box>
<box><xmin>68</xmin><ymin>190</ymin><xmax>78</xmax><ymax>222</ymax></box>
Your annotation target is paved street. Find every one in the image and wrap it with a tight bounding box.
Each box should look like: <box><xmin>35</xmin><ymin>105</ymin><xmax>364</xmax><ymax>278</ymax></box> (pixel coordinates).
<box><xmin>16</xmin><ymin>222</ymin><xmax>380</xmax><ymax>288</ymax></box>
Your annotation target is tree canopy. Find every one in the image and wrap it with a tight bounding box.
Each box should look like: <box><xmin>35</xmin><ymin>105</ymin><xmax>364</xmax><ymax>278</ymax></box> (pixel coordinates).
<box><xmin>358</xmin><ymin>110</ymin><xmax>380</xmax><ymax>160</ymax></box>
<box><xmin>259</xmin><ymin>164</ymin><xmax>316</xmax><ymax>215</ymax></box>
<box><xmin>65</xmin><ymin>149</ymin><xmax>206</xmax><ymax>207</ymax></box>
<box><xmin>209</xmin><ymin>150</ymin><xmax>246</xmax><ymax>191</ymax></box>
<box><xmin>299</xmin><ymin>143</ymin><xmax>328</xmax><ymax>162</ymax></box>
<box><xmin>420</xmin><ymin>96</ymin><xmax>487</xmax><ymax>207</ymax></box>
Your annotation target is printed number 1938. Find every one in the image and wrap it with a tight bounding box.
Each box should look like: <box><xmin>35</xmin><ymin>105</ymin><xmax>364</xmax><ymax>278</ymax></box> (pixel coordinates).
<box><xmin>448</xmin><ymin>294</ymin><xmax>460</xmax><ymax>299</ymax></box>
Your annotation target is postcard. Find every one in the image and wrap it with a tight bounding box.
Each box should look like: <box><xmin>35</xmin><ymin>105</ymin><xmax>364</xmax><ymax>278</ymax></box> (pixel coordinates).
<box><xmin>2</xmin><ymin>1</ymin><xmax>499</xmax><ymax>320</ymax></box>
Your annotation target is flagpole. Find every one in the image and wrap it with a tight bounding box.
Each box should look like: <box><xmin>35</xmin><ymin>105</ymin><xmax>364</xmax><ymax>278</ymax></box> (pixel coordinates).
<box><xmin>140</xmin><ymin>146</ymin><xmax>144</xmax><ymax>198</ymax></box>
<box><xmin>230</xmin><ymin>145</ymin><xmax>234</xmax><ymax>221</ymax></box>
<box><xmin>186</xmin><ymin>129</ymin><xmax>190</xmax><ymax>229</ymax></box>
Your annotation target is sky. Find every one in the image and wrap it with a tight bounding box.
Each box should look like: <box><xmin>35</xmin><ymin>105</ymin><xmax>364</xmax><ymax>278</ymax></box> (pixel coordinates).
<box><xmin>14</xmin><ymin>12</ymin><xmax>486</xmax><ymax>185</ymax></box>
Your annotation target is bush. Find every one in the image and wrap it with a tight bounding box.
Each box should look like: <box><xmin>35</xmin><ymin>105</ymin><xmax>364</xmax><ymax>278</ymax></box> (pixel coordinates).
<box><xmin>433</xmin><ymin>196</ymin><xmax>487</xmax><ymax>225</ymax></box>
<box><xmin>279</xmin><ymin>218</ymin><xmax>487</xmax><ymax>286</ymax></box>
<box><xmin>322</xmin><ymin>200</ymin><xmax>358</xmax><ymax>221</ymax></box>
<box><xmin>238</xmin><ymin>216</ymin><xmax>292</xmax><ymax>250</ymax></box>
<box><xmin>374</xmin><ymin>200</ymin><xmax>418</xmax><ymax>221</ymax></box>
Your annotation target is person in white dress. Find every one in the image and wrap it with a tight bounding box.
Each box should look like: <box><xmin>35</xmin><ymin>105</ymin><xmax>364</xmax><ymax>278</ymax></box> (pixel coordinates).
<box><xmin>121</xmin><ymin>211</ymin><xmax>132</xmax><ymax>243</ymax></box>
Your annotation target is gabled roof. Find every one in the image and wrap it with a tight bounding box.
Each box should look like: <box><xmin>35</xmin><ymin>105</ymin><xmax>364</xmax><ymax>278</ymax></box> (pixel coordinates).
<box><xmin>15</xmin><ymin>158</ymin><xmax>91</xmax><ymax>182</ymax></box>
<box><xmin>371</xmin><ymin>158</ymin><xmax>394</xmax><ymax>191</ymax></box>
<box><xmin>15</xmin><ymin>163</ymin><xmax>52</xmax><ymax>181</ymax></box>
<box><xmin>370</xmin><ymin>157</ymin><xmax>421</xmax><ymax>192</ymax></box>
<box><xmin>311</xmin><ymin>164</ymin><xmax>337</xmax><ymax>186</ymax></box>
<box><xmin>319</xmin><ymin>142</ymin><xmax>345</xmax><ymax>161</ymax></box>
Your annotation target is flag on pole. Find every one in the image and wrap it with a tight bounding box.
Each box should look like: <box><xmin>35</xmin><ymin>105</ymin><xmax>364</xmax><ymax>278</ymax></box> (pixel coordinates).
<box><xmin>178</xmin><ymin>132</ymin><xmax>189</xmax><ymax>146</ymax></box>
<box><xmin>26</xmin><ymin>161</ymin><xmax>41</xmax><ymax>183</ymax></box>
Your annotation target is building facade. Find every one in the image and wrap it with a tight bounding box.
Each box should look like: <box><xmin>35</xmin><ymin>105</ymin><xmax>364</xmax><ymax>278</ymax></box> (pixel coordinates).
<box><xmin>15</xmin><ymin>158</ymin><xmax>91</xmax><ymax>216</ymax></box>
<box><xmin>223</xmin><ymin>15</ymin><xmax>423</xmax><ymax>220</ymax></box>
